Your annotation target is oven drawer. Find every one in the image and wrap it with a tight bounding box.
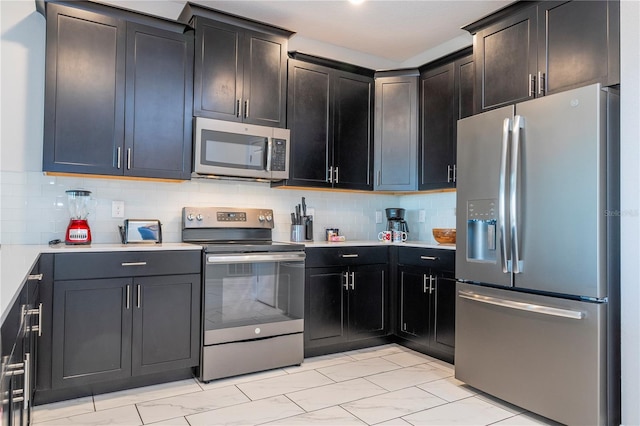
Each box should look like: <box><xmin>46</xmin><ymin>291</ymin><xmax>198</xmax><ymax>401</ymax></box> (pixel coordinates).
<box><xmin>54</xmin><ymin>250</ymin><xmax>201</xmax><ymax>280</ymax></box>
<box><xmin>305</xmin><ymin>246</ymin><xmax>388</xmax><ymax>268</ymax></box>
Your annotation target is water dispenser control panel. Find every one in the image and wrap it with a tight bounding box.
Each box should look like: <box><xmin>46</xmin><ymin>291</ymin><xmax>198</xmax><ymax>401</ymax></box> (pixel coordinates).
<box><xmin>467</xmin><ymin>199</ymin><xmax>497</xmax><ymax>262</ymax></box>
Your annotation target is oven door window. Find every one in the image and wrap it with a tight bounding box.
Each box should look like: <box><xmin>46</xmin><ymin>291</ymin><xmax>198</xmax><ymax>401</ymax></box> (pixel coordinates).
<box><xmin>204</xmin><ymin>258</ymin><xmax>304</xmax><ymax>331</ymax></box>
<box><xmin>201</xmin><ymin>130</ymin><xmax>267</xmax><ymax>170</ymax></box>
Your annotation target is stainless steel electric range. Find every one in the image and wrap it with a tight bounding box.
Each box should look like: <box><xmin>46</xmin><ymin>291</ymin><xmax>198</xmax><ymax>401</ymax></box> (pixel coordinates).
<box><xmin>182</xmin><ymin>207</ymin><xmax>305</xmax><ymax>382</ymax></box>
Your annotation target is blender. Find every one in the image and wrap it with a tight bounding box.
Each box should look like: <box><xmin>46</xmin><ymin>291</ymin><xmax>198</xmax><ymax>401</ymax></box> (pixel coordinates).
<box><xmin>65</xmin><ymin>190</ymin><xmax>92</xmax><ymax>244</ymax></box>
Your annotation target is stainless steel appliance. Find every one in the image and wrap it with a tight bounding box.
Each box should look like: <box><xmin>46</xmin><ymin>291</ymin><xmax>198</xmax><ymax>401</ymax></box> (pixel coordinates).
<box><xmin>182</xmin><ymin>207</ymin><xmax>305</xmax><ymax>382</ymax></box>
<box><xmin>193</xmin><ymin>117</ymin><xmax>290</xmax><ymax>181</ymax></box>
<box><xmin>455</xmin><ymin>84</ymin><xmax>620</xmax><ymax>425</ymax></box>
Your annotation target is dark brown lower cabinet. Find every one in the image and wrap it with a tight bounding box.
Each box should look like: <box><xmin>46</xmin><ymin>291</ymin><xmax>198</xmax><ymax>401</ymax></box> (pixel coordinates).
<box><xmin>396</xmin><ymin>247</ymin><xmax>456</xmax><ymax>362</ymax></box>
<box><xmin>51</xmin><ymin>274</ymin><xmax>200</xmax><ymax>389</ymax></box>
<box><xmin>304</xmin><ymin>247</ymin><xmax>389</xmax><ymax>356</ymax></box>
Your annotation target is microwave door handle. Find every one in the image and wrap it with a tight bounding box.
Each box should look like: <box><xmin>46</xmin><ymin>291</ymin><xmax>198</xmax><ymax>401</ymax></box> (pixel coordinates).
<box><xmin>265</xmin><ymin>137</ymin><xmax>273</xmax><ymax>172</ymax></box>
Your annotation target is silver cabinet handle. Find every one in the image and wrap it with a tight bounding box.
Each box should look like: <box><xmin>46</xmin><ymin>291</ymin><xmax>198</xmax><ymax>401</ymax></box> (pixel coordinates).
<box><xmin>23</xmin><ymin>352</ymin><xmax>30</xmax><ymax>410</ymax></box>
<box><xmin>510</xmin><ymin>115</ymin><xmax>524</xmax><ymax>274</ymax></box>
<box><xmin>537</xmin><ymin>71</ymin><xmax>545</xmax><ymax>96</ymax></box>
<box><xmin>343</xmin><ymin>272</ymin><xmax>349</xmax><ymax>290</ymax></box>
<box><xmin>126</xmin><ymin>285</ymin><xmax>130</xmax><ymax>309</ymax></box>
<box><xmin>447</xmin><ymin>165</ymin><xmax>453</xmax><ymax>183</ymax></box>
<box><xmin>121</xmin><ymin>262</ymin><xmax>147</xmax><ymax>266</ymax></box>
<box><xmin>528</xmin><ymin>73</ymin><xmax>535</xmax><ymax>97</ymax></box>
<box><xmin>377</xmin><ymin>170</ymin><xmax>381</xmax><ymax>186</ymax></box>
<box><xmin>458</xmin><ymin>290</ymin><xmax>584</xmax><ymax>320</ymax></box>
<box><xmin>328</xmin><ymin>166</ymin><xmax>334</xmax><ymax>183</ymax></box>
<box><xmin>28</xmin><ymin>274</ymin><xmax>43</xmax><ymax>281</ymax></box>
<box><xmin>429</xmin><ymin>276</ymin><xmax>435</xmax><ymax>294</ymax></box>
<box><xmin>420</xmin><ymin>256</ymin><xmax>437</xmax><ymax>261</ymax></box>
<box><xmin>453</xmin><ymin>164</ymin><xmax>457</xmax><ymax>183</ymax></box>
<box><xmin>340</xmin><ymin>254</ymin><xmax>359</xmax><ymax>258</ymax></box>
<box><xmin>499</xmin><ymin>118</ymin><xmax>511</xmax><ymax>274</ymax></box>
<box><xmin>423</xmin><ymin>274</ymin><xmax>428</xmax><ymax>293</ymax></box>
<box><xmin>244</xmin><ymin>99</ymin><xmax>249</xmax><ymax>118</ymax></box>
<box><xmin>22</xmin><ymin>303</ymin><xmax>43</xmax><ymax>337</ymax></box>
<box><xmin>350</xmin><ymin>272</ymin><xmax>355</xmax><ymax>290</ymax></box>
<box><xmin>136</xmin><ymin>285</ymin><xmax>141</xmax><ymax>308</ymax></box>
<box><xmin>126</xmin><ymin>148</ymin><xmax>132</xmax><ymax>170</ymax></box>
<box><xmin>335</xmin><ymin>166</ymin><xmax>339</xmax><ymax>184</ymax></box>
<box><xmin>117</xmin><ymin>147</ymin><xmax>122</xmax><ymax>169</ymax></box>
<box><xmin>236</xmin><ymin>99</ymin><xmax>241</xmax><ymax>118</ymax></box>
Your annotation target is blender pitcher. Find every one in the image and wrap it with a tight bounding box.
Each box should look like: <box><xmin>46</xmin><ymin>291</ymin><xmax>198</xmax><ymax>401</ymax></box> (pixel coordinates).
<box><xmin>65</xmin><ymin>190</ymin><xmax>92</xmax><ymax>244</ymax></box>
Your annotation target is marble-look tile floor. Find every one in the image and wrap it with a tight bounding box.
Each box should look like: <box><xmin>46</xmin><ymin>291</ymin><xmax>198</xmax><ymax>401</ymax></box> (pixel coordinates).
<box><xmin>32</xmin><ymin>344</ymin><xmax>561</xmax><ymax>425</ymax></box>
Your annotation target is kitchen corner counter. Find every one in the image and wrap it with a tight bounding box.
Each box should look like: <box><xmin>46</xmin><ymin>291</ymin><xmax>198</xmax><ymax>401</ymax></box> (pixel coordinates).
<box><xmin>1</xmin><ymin>243</ymin><xmax>202</xmax><ymax>317</ymax></box>
<box><xmin>301</xmin><ymin>240</ymin><xmax>456</xmax><ymax>250</ymax></box>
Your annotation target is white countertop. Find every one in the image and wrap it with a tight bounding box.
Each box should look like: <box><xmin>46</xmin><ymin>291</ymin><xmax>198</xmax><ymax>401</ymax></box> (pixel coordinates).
<box><xmin>0</xmin><ymin>243</ymin><xmax>202</xmax><ymax>318</ymax></box>
<box><xmin>0</xmin><ymin>240</ymin><xmax>454</xmax><ymax>318</ymax></box>
<box><xmin>302</xmin><ymin>240</ymin><xmax>457</xmax><ymax>250</ymax></box>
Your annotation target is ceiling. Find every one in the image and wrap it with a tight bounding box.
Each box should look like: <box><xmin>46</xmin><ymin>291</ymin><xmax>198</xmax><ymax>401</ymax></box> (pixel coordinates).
<box><xmin>98</xmin><ymin>0</ymin><xmax>515</xmax><ymax>70</ymax></box>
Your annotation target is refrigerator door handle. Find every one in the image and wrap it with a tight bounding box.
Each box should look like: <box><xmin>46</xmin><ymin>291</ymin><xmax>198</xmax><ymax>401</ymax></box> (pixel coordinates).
<box><xmin>511</xmin><ymin>115</ymin><xmax>524</xmax><ymax>273</ymax></box>
<box><xmin>458</xmin><ymin>290</ymin><xmax>584</xmax><ymax>320</ymax></box>
<box><xmin>499</xmin><ymin>118</ymin><xmax>511</xmax><ymax>273</ymax></box>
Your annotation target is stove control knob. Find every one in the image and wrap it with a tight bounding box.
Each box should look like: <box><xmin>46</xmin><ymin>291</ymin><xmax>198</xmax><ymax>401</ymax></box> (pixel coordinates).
<box><xmin>186</xmin><ymin>213</ymin><xmax>194</xmax><ymax>221</ymax></box>
<box><xmin>258</xmin><ymin>215</ymin><xmax>266</xmax><ymax>222</ymax></box>
<box><xmin>196</xmin><ymin>214</ymin><xmax>203</xmax><ymax>221</ymax></box>
<box><xmin>265</xmin><ymin>214</ymin><xmax>273</xmax><ymax>222</ymax></box>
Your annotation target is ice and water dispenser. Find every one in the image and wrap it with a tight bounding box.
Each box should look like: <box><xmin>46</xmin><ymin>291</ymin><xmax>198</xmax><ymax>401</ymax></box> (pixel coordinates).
<box><xmin>466</xmin><ymin>199</ymin><xmax>497</xmax><ymax>262</ymax></box>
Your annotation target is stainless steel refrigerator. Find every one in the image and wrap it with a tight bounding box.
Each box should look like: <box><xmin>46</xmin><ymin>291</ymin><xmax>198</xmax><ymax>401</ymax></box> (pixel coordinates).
<box><xmin>455</xmin><ymin>83</ymin><xmax>620</xmax><ymax>426</ymax></box>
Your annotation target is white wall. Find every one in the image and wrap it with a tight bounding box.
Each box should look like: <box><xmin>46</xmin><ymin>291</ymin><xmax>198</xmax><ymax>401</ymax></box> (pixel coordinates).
<box><xmin>619</xmin><ymin>1</ymin><xmax>640</xmax><ymax>424</ymax></box>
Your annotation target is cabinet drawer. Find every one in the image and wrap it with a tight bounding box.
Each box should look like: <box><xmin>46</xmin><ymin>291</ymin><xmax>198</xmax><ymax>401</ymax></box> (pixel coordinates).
<box><xmin>397</xmin><ymin>247</ymin><xmax>455</xmax><ymax>271</ymax></box>
<box><xmin>54</xmin><ymin>251</ymin><xmax>201</xmax><ymax>280</ymax></box>
<box><xmin>305</xmin><ymin>246</ymin><xmax>388</xmax><ymax>268</ymax></box>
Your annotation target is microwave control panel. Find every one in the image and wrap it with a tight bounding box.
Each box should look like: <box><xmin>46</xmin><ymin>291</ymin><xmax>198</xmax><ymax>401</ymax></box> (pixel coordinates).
<box><xmin>272</xmin><ymin>139</ymin><xmax>287</xmax><ymax>171</ymax></box>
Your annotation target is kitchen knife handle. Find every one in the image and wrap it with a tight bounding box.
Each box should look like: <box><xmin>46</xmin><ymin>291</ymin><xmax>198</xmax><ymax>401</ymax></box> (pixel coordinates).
<box><xmin>510</xmin><ymin>115</ymin><xmax>524</xmax><ymax>274</ymax></box>
<box><xmin>499</xmin><ymin>118</ymin><xmax>511</xmax><ymax>274</ymax></box>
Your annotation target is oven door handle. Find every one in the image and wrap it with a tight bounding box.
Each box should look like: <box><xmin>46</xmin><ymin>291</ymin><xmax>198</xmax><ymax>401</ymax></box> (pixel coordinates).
<box><xmin>206</xmin><ymin>252</ymin><xmax>306</xmax><ymax>264</ymax></box>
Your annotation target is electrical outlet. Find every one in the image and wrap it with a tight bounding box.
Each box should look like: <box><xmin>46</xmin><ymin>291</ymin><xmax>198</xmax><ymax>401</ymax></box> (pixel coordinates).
<box><xmin>375</xmin><ymin>210</ymin><xmax>383</xmax><ymax>224</ymax></box>
<box><xmin>418</xmin><ymin>209</ymin><xmax>426</xmax><ymax>223</ymax></box>
<box><xmin>112</xmin><ymin>200</ymin><xmax>125</xmax><ymax>218</ymax></box>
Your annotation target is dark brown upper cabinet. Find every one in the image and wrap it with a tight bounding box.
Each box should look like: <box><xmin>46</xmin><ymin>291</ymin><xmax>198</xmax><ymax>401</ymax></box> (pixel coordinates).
<box><xmin>181</xmin><ymin>5</ymin><xmax>292</xmax><ymax>129</ymax></box>
<box><xmin>418</xmin><ymin>48</ymin><xmax>473</xmax><ymax>191</ymax></box>
<box><xmin>277</xmin><ymin>55</ymin><xmax>374</xmax><ymax>190</ymax></box>
<box><xmin>466</xmin><ymin>0</ymin><xmax>619</xmax><ymax>113</ymax></box>
<box><xmin>41</xmin><ymin>2</ymin><xmax>194</xmax><ymax>180</ymax></box>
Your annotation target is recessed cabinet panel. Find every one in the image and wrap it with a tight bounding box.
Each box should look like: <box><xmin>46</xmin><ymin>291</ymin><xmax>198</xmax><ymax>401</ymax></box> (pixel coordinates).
<box><xmin>374</xmin><ymin>75</ymin><xmax>418</xmax><ymax>191</ymax></box>
<box><xmin>287</xmin><ymin>63</ymin><xmax>332</xmax><ymax>186</ymax></box>
<box><xmin>334</xmin><ymin>74</ymin><xmax>373</xmax><ymax>189</ymax></box>
<box><xmin>125</xmin><ymin>24</ymin><xmax>193</xmax><ymax>179</ymax></box>
<box><xmin>478</xmin><ymin>10</ymin><xmax>537</xmax><ymax>111</ymax></box>
<box><xmin>244</xmin><ymin>33</ymin><xmax>286</xmax><ymax>126</ymax></box>
<box><xmin>541</xmin><ymin>0</ymin><xmax>618</xmax><ymax>94</ymax></box>
<box><xmin>44</xmin><ymin>7</ymin><xmax>125</xmax><ymax>174</ymax></box>
<box><xmin>197</xmin><ymin>22</ymin><xmax>241</xmax><ymax>119</ymax></box>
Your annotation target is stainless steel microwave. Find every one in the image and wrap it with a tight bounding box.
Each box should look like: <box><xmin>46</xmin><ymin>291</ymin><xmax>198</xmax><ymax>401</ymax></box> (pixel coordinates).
<box><xmin>193</xmin><ymin>117</ymin><xmax>290</xmax><ymax>181</ymax></box>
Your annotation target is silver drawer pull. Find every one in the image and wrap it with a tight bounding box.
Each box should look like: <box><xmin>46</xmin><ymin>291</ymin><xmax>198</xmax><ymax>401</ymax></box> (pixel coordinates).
<box><xmin>458</xmin><ymin>290</ymin><xmax>584</xmax><ymax>320</ymax></box>
<box><xmin>420</xmin><ymin>256</ymin><xmax>438</xmax><ymax>261</ymax></box>
<box><xmin>121</xmin><ymin>262</ymin><xmax>147</xmax><ymax>266</ymax></box>
<box><xmin>340</xmin><ymin>254</ymin><xmax>359</xmax><ymax>258</ymax></box>
<box><xmin>28</xmin><ymin>273</ymin><xmax>43</xmax><ymax>281</ymax></box>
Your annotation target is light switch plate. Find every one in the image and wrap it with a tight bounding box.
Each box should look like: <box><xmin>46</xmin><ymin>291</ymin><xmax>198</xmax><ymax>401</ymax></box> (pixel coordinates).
<box><xmin>418</xmin><ymin>209</ymin><xmax>426</xmax><ymax>223</ymax></box>
<box><xmin>375</xmin><ymin>210</ymin><xmax>383</xmax><ymax>224</ymax></box>
<box><xmin>112</xmin><ymin>200</ymin><xmax>125</xmax><ymax>218</ymax></box>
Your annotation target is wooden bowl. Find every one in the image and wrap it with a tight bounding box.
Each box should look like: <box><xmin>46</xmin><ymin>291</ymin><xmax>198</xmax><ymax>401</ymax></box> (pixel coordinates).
<box><xmin>432</xmin><ymin>228</ymin><xmax>456</xmax><ymax>244</ymax></box>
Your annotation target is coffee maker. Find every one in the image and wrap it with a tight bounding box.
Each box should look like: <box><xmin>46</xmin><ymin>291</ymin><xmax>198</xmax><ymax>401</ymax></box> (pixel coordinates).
<box><xmin>385</xmin><ymin>208</ymin><xmax>409</xmax><ymax>234</ymax></box>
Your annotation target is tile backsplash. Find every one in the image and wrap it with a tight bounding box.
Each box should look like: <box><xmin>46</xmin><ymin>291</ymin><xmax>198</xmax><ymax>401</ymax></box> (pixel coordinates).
<box><xmin>0</xmin><ymin>171</ymin><xmax>456</xmax><ymax>245</ymax></box>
